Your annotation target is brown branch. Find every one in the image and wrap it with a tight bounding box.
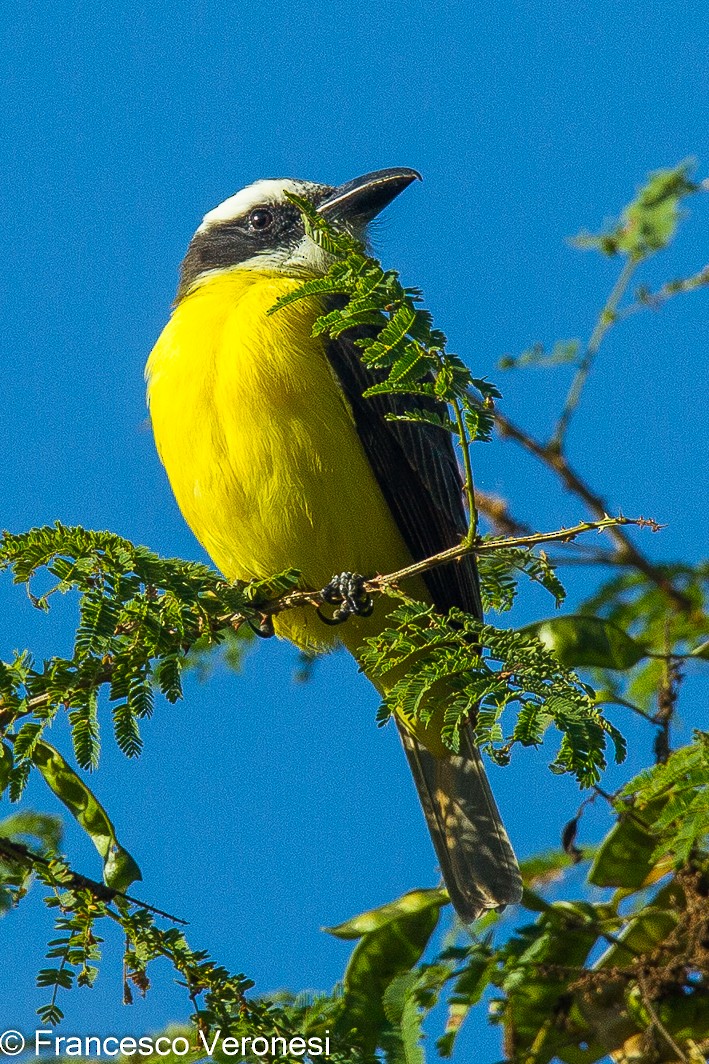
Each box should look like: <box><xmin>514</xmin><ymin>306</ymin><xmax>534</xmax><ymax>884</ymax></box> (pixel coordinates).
<box><xmin>475</xmin><ymin>490</ymin><xmax>534</xmax><ymax>537</ymax></box>
<box><xmin>0</xmin><ymin>514</ymin><xmax>648</xmax><ymax>757</ymax></box>
<box><xmin>636</xmin><ymin>971</ymin><xmax>690</xmax><ymax>1062</ymax></box>
<box><xmin>493</xmin><ymin>407</ymin><xmax>695</xmax><ymax>613</ymax></box>
<box><xmin>0</xmin><ymin>516</ymin><xmax>662</xmax><ymax>732</ymax></box>
<box><xmin>0</xmin><ymin>837</ymin><xmax>187</xmax><ymax>925</ymax></box>
<box><xmin>237</xmin><ymin>515</ymin><xmax>654</xmax><ymax>624</ymax></box>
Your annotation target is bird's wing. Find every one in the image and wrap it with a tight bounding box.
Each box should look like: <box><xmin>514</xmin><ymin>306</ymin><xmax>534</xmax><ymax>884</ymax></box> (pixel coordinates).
<box><xmin>324</xmin><ymin>326</ymin><xmax>482</xmax><ymax>618</ymax></box>
<box><xmin>326</xmin><ymin>325</ymin><xmax>523</xmax><ymax>920</ymax></box>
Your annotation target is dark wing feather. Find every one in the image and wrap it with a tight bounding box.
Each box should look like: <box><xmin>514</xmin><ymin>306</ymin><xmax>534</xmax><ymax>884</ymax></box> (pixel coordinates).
<box><xmin>326</xmin><ymin>321</ymin><xmax>523</xmax><ymax>920</ymax></box>
<box><xmin>324</xmin><ymin>326</ymin><xmax>482</xmax><ymax>618</ymax></box>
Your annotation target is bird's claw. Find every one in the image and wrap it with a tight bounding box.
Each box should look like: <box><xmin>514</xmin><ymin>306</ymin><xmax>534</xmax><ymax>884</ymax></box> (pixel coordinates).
<box><xmin>317</xmin><ymin>572</ymin><xmax>374</xmax><ymax>626</ymax></box>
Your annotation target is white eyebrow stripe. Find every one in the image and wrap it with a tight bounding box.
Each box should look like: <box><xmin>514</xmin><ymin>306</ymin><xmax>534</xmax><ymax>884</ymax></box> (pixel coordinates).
<box><xmin>196</xmin><ymin>179</ymin><xmax>326</xmax><ymax>232</ymax></box>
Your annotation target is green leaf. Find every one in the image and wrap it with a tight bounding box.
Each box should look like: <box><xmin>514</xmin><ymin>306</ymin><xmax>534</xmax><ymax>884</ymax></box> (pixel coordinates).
<box><xmin>13</xmin><ymin>721</ymin><xmax>45</xmax><ymax>760</ymax></box>
<box><xmin>31</xmin><ymin>740</ymin><xmax>141</xmax><ymax>890</ymax></box>
<box><xmin>437</xmin><ymin>946</ymin><xmax>492</xmax><ymax>1057</ymax></box>
<box><xmin>243</xmin><ymin>567</ymin><xmax>301</xmax><ymax>604</ymax></box>
<box><xmin>8</xmin><ymin>760</ymin><xmax>31</xmax><ymax>802</ymax></box>
<box><xmin>366</xmin><ymin>305</ymin><xmax>417</xmax><ymax>361</ymax></box>
<box><xmin>614</xmin><ymin>733</ymin><xmax>709</xmax><ymax>866</ymax></box>
<box><xmin>325</xmin><ymin>887</ymin><xmax>449</xmax><ymax>939</ymax></box>
<box><xmin>331</xmin><ymin>889</ymin><xmax>447</xmax><ymax>1055</ymax></box>
<box><xmin>0</xmin><ymin>744</ymin><xmax>16</xmax><ymax>794</ymax></box>
<box><xmin>572</xmin><ymin>161</ymin><xmax>699</xmax><ymax>259</ymax></box>
<box><xmin>462</xmin><ymin>402</ymin><xmax>494</xmax><ymax>444</ymax></box>
<box><xmin>0</xmin><ymin>810</ymin><xmax>63</xmax><ymax>853</ymax></box>
<box><xmin>478</xmin><ymin>546</ymin><xmax>566</xmax><ymax>613</ymax></box>
<box><xmin>518</xmin><ymin>849</ymin><xmax>584</xmax><ymax>888</ymax></box>
<box><xmin>523</xmin><ymin>615</ymin><xmax>646</xmax><ymax>670</ymax></box>
<box><xmin>36</xmin><ymin>1002</ymin><xmax>64</xmax><ymax>1026</ymax></box>
<box><xmin>154</xmin><ymin>651</ymin><xmax>183</xmax><ymax>702</ymax></box>
<box><xmin>383</xmin><ymin>972</ymin><xmax>426</xmax><ymax>1064</ymax></box>
<box><xmin>384</xmin><ymin>408</ymin><xmax>457</xmax><ymax>433</ymax></box>
<box><xmin>588</xmin><ymin>798</ymin><xmax>669</xmax><ymax>889</ymax></box>
<box><xmin>37</xmin><ymin>966</ymin><xmax>74</xmax><ymax>989</ymax></box>
<box><xmin>500</xmin><ymin>900</ymin><xmax>614</xmax><ymax>1063</ymax></box>
<box><xmin>360</xmin><ymin>605</ymin><xmax>622</xmax><ymax>785</ymax></box>
<box><xmin>112</xmin><ymin>701</ymin><xmax>143</xmax><ymax>758</ymax></box>
<box><xmin>593</xmin><ymin>881</ymin><xmax>680</xmax><ymax>971</ymax></box>
<box><xmin>68</xmin><ymin>693</ymin><xmax>100</xmax><ymax>769</ymax></box>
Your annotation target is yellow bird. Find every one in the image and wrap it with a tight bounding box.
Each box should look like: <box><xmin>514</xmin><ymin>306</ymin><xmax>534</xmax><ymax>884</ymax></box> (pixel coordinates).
<box><xmin>146</xmin><ymin>168</ymin><xmax>522</xmax><ymax>921</ymax></box>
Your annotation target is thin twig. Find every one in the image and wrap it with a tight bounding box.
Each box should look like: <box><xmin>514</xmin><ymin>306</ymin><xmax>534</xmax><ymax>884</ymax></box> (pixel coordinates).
<box><xmin>476</xmin><ymin>494</ymin><xmax>619</xmax><ymax>566</ymax></box>
<box><xmin>476</xmin><ymin>490</ymin><xmax>534</xmax><ymax>537</ymax></box>
<box><xmin>592</xmin><ymin>785</ymin><xmax>617</xmax><ymax>804</ymax></box>
<box><xmin>551</xmin><ymin>255</ymin><xmax>640</xmax><ymax>450</ymax></box>
<box><xmin>0</xmin><ymin>838</ymin><xmax>187</xmax><ymax>924</ymax></box>
<box><xmin>493</xmin><ymin>407</ymin><xmax>694</xmax><ymax>613</ymax></box>
<box><xmin>636</xmin><ymin>971</ymin><xmax>689</xmax><ymax>1062</ymax></box>
<box><xmin>617</xmin><ymin>265</ymin><xmax>709</xmax><ymax>322</ymax></box>
<box><xmin>596</xmin><ymin>692</ymin><xmax>657</xmax><ymax>725</ymax></box>
<box><xmin>364</xmin><ymin>515</ymin><xmax>656</xmax><ymax>592</ymax></box>
<box><xmin>545</xmin><ymin>550</ymin><xmax>628</xmax><ymax>567</ymax></box>
<box><xmin>476</xmin><ymin>491</ymin><xmax>621</xmax><ymax>564</ymax></box>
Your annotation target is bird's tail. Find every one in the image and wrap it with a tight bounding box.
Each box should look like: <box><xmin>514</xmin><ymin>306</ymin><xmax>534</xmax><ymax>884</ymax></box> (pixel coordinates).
<box><xmin>396</xmin><ymin>719</ymin><xmax>523</xmax><ymax>923</ymax></box>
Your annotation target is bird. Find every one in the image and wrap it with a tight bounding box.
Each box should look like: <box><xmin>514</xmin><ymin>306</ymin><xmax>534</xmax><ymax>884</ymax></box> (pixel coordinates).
<box><xmin>145</xmin><ymin>167</ymin><xmax>522</xmax><ymax>922</ymax></box>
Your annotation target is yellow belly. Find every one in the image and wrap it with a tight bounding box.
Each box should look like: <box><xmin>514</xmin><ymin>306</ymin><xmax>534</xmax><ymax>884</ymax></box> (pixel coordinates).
<box><xmin>145</xmin><ymin>270</ymin><xmax>421</xmax><ymax>651</ymax></box>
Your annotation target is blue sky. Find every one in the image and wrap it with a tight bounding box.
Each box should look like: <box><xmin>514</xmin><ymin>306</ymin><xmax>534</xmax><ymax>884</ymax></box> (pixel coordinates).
<box><xmin>1</xmin><ymin>1</ymin><xmax>708</xmax><ymax>1059</ymax></box>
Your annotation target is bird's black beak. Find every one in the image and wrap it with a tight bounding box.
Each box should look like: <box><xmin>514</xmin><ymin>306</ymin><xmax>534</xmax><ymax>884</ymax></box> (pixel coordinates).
<box><xmin>317</xmin><ymin>167</ymin><xmax>421</xmax><ymax>223</ymax></box>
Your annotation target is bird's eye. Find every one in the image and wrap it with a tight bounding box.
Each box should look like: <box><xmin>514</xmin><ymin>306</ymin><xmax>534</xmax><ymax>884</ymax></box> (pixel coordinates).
<box><xmin>249</xmin><ymin>207</ymin><xmax>274</xmax><ymax>231</ymax></box>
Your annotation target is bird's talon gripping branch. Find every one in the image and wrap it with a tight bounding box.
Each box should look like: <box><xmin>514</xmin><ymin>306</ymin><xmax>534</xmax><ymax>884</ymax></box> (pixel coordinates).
<box><xmin>316</xmin><ymin>571</ymin><xmax>374</xmax><ymax>626</ymax></box>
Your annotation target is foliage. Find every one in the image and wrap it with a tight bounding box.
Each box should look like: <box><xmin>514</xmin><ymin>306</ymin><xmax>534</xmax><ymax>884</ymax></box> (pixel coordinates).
<box><xmin>579</xmin><ymin>562</ymin><xmax>709</xmax><ymax>713</ymax></box>
<box><xmin>359</xmin><ymin>603</ymin><xmax>625</xmax><ymax>784</ymax></box>
<box><xmin>0</xmin><ymin>523</ymin><xmax>298</xmax><ymax>772</ymax></box>
<box><xmin>0</xmin><ymin>809</ymin><xmax>62</xmax><ymax>914</ymax></box>
<box><xmin>271</xmin><ymin>190</ymin><xmax>501</xmax><ymax>534</ymax></box>
<box><xmin>571</xmin><ymin>162</ymin><xmax>700</xmax><ymax>259</ymax></box>
<box><xmin>1</xmin><ymin>162</ymin><xmax>708</xmax><ymax>1061</ymax></box>
<box><xmin>477</xmin><ymin>542</ymin><xmax>567</xmax><ymax>613</ymax></box>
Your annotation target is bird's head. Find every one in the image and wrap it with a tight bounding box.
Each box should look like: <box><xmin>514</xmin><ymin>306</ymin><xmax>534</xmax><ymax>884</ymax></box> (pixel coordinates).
<box><xmin>176</xmin><ymin>167</ymin><xmax>421</xmax><ymax>300</ymax></box>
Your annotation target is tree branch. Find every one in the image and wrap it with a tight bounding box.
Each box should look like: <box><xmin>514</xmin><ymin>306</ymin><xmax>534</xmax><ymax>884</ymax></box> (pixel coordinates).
<box><xmin>493</xmin><ymin>407</ymin><xmax>695</xmax><ymax>612</ymax></box>
<box><xmin>617</xmin><ymin>264</ymin><xmax>709</xmax><ymax>322</ymax></box>
<box><xmin>476</xmin><ymin>490</ymin><xmax>620</xmax><ymax>565</ymax></box>
<box><xmin>241</xmin><ymin>515</ymin><xmax>656</xmax><ymax>623</ymax></box>
<box><xmin>475</xmin><ymin>490</ymin><xmax>534</xmax><ymax>537</ymax></box>
<box><xmin>0</xmin><ymin>837</ymin><xmax>187</xmax><ymax>925</ymax></box>
<box><xmin>551</xmin><ymin>255</ymin><xmax>640</xmax><ymax>450</ymax></box>
<box><xmin>365</xmin><ymin>515</ymin><xmax>657</xmax><ymax>592</ymax></box>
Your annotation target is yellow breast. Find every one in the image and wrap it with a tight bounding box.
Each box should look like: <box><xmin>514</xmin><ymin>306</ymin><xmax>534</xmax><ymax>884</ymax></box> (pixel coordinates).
<box><xmin>146</xmin><ymin>270</ymin><xmax>417</xmax><ymax>650</ymax></box>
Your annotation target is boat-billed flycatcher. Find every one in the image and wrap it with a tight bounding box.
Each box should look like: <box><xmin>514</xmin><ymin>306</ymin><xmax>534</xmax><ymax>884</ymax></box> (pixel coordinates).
<box><xmin>146</xmin><ymin>168</ymin><xmax>522</xmax><ymax>921</ymax></box>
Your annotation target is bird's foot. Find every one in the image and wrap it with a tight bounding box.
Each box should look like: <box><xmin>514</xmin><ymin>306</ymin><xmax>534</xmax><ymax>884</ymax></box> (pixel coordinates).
<box><xmin>317</xmin><ymin>572</ymin><xmax>374</xmax><ymax>626</ymax></box>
